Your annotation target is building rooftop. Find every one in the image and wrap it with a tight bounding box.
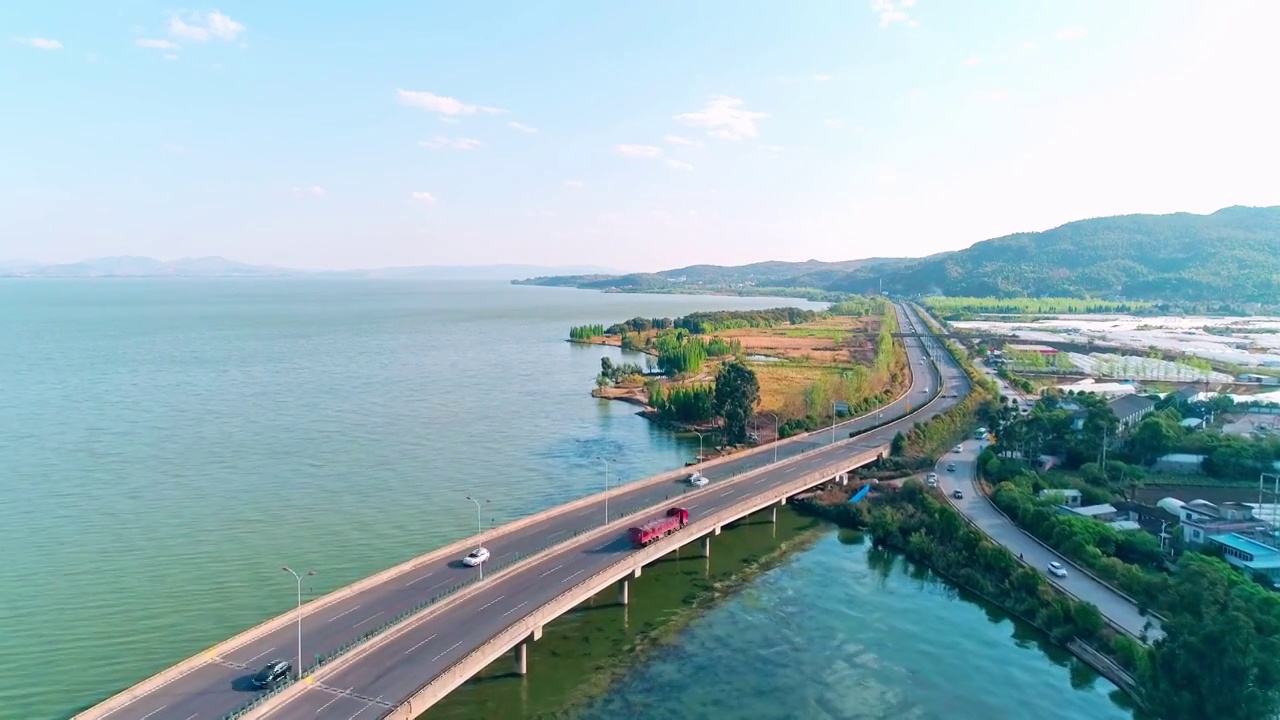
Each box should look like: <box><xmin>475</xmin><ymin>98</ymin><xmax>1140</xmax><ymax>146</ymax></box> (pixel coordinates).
<box><xmin>1070</xmin><ymin>503</ymin><xmax>1117</xmax><ymax>517</ymax></box>
<box><xmin>1108</xmin><ymin>394</ymin><xmax>1157</xmax><ymax>419</ymax></box>
<box><xmin>1007</xmin><ymin>343</ymin><xmax>1058</xmax><ymax>354</ymax></box>
<box><xmin>1039</xmin><ymin>488</ymin><xmax>1082</xmax><ymax>499</ymax></box>
<box><xmin>1108</xmin><ymin>520</ymin><xmax>1142</xmax><ymax>532</ymax></box>
<box><xmin>1209</xmin><ymin>532</ymin><xmax>1280</xmax><ymax>569</ymax></box>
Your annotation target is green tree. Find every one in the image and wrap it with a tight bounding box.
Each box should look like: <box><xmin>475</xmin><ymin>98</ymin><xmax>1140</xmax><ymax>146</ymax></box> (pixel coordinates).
<box><xmin>891</xmin><ymin>431</ymin><xmax>908</xmax><ymax>456</ymax></box>
<box><xmin>1129</xmin><ymin>414</ymin><xmax>1180</xmax><ymax>465</ymax></box>
<box><xmin>714</xmin><ymin>361</ymin><xmax>760</xmax><ymax>444</ymax></box>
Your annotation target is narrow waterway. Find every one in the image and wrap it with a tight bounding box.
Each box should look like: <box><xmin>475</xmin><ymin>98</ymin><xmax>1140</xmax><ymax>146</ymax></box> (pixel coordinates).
<box><xmin>425</xmin><ymin>515</ymin><xmax>1137</xmax><ymax>720</ymax></box>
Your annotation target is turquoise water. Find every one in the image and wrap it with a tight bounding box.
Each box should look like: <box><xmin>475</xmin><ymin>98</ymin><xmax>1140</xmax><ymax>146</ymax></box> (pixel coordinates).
<box><xmin>576</xmin><ymin>531</ymin><xmax>1137</xmax><ymax>720</ymax></box>
<box><xmin>0</xmin><ymin>279</ymin><xmax>827</xmax><ymax>720</ymax></box>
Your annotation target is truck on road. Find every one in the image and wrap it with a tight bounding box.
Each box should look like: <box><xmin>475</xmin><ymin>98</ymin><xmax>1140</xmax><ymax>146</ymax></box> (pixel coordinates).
<box><xmin>628</xmin><ymin>507</ymin><xmax>690</xmax><ymax>548</ymax></box>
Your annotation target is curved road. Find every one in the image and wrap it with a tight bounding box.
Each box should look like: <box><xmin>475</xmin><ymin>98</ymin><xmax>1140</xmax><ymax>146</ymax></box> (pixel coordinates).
<box><xmin>87</xmin><ymin>304</ymin><xmax>962</xmax><ymax>720</ymax></box>
<box><xmin>253</xmin><ymin>304</ymin><xmax>970</xmax><ymax>720</ymax></box>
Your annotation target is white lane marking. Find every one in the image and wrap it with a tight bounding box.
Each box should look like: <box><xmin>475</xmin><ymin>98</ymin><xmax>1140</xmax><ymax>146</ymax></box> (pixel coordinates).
<box><xmin>405</xmin><ymin>571</ymin><xmax>434</xmax><ymax>586</ymax></box>
<box><xmin>138</xmin><ymin>706</ymin><xmax>168</xmax><ymax>720</ymax></box>
<box><xmin>346</xmin><ymin>697</ymin><xmax>382</xmax><ymax>720</ymax></box>
<box><xmin>182</xmin><ymin>714</ymin><xmax>198</xmax><ymax>720</ymax></box>
<box><xmin>593</xmin><ymin>541</ymin><xmax>613</xmax><ymax>551</ymax></box>
<box><xmin>315</xmin><ymin>689</ymin><xmax>352</xmax><ymax>715</ymax></box>
<box><xmin>719</xmin><ymin>489</ymin><xmax>737</xmax><ymax>497</ymax></box>
<box><xmin>327</xmin><ymin>605</ymin><xmax>361</xmax><ymax>623</ymax></box>
<box><xmin>477</xmin><ymin>595</ymin><xmax>505</xmax><ymax>612</ymax></box>
<box><xmin>431</xmin><ymin>641</ymin><xmax>463</xmax><ymax>662</ymax></box>
<box><xmin>685</xmin><ymin>503</ymin><xmax>699</xmax><ymax>510</ymax></box>
<box><xmin>562</xmin><ymin>569</ymin><xmax>586</xmax><ymax>583</ymax></box>
<box><xmin>241</xmin><ymin>647</ymin><xmax>276</xmax><ymax>665</ymax></box>
<box><xmin>502</xmin><ymin>601</ymin><xmax>529</xmax><ymax>617</ymax></box>
<box><xmin>753</xmin><ymin>476</ymin><xmax>770</xmax><ymax>484</ymax></box>
<box><xmin>404</xmin><ymin>633</ymin><xmax>438</xmax><ymax>655</ymax></box>
<box><xmin>353</xmin><ymin>611</ymin><xmax>383</xmax><ymax>627</ymax></box>
<box><xmin>539</xmin><ymin>564</ymin><xmax>564</xmax><ymax>578</ymax></box>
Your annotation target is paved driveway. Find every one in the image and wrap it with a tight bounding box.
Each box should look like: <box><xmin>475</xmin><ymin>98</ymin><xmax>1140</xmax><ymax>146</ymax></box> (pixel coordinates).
<box><xmin>936</xmin><ymin>440</ymin><xmax>1164</xmax><ymax>641</ymax></box>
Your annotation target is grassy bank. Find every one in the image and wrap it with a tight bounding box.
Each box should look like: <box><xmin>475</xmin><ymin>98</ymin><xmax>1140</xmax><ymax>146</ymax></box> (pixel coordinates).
<box><xmin>419</xmin><ymin>507</ymin><xmax>825</xmax><ymax>720</ymax></box>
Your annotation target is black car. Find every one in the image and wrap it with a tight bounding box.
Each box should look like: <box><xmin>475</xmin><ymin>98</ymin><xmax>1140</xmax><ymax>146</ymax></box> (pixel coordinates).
<box><xmin>252</xmin><ymin>659</ymin><xmax>292</xmax><ymax>688</ymax></box>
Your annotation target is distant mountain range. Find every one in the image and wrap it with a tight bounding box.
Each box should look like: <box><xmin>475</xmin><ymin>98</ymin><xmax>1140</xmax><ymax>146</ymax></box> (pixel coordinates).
<box><xmin>515</xmin><ymin>205</ymin><xmax>1280</xmax><ymax>305</ymax></box>
<box><xmin>0</xmin><ymin>257</ymin><xmax>621</xmax><ymax>281</ymax></box>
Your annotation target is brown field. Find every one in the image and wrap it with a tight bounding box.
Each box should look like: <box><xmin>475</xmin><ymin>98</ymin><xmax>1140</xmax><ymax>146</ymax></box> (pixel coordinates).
<box><xmin>751</xmin><ymin>363</ymin><xmax>846</xmax><ymax>416</ymax></box>
<box><xmin>713</xmin><ymin>316</ymin><xmax>876</xmax><ymax>365</ymax></box>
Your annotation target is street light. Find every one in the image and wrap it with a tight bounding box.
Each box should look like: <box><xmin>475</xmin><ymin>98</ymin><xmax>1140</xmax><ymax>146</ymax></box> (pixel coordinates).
<box><xmin>831</xmin><ymin>402</ymin><xmax>839</xmax><ymax>445</ymax></box>
<box><xmin>465</xmin><ymin>496</ymin><xmax>490</xmax><ymax>579</ymax></box>
<box><xmin>597</xmin><ymin>456</ymin><xmax>613</xmax><ymax>524</ymax></box>
<box><xmin>281</xmin><ymin>566</ymin><xmax>316</xmax><ymax>679</ymax></box>
<box><xmin>692</xmin><ymin>430</ymin><xmax>705</xmax><ymax>464</ymax></box>
<box><xmin>764</xmin><ymin>412</ymin><xmax>780</xmax><ymax>464</ymax></box>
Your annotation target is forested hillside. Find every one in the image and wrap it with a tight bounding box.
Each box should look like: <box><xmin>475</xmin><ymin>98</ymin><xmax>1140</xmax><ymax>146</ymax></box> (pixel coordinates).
<box><xmin>515</xmin><ymin>206</ymin><xmax>1280</xmax><ymax>305</ymax></box>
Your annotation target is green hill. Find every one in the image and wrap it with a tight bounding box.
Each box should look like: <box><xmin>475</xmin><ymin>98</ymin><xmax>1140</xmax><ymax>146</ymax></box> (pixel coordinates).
<box><xmin>826</xmin><ymin>205</ymin><xmax>1280</xmax><ymax>303</ymax></box>
<box><xmin>515</xmin><ymin>205</ymin><xmax>1280</xmax><ymax>305</ymax></box>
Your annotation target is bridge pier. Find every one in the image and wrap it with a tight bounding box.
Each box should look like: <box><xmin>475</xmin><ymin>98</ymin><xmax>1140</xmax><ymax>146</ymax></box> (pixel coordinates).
<box><xmin>514</xmin><ymin>626</ymin><xmax>543</xmax><ymax>676</ymax></box>
<box><xmin>618</xmin><ymin>578</ymin><xmax>629</xmax><ymax>605</ymax></box>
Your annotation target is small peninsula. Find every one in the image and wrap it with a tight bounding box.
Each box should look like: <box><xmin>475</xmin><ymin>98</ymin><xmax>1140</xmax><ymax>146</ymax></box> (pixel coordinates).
<box><xmin>570</xmin><ymin>298</ymin><xmax>910</xmax><ymax>452</ymax></box>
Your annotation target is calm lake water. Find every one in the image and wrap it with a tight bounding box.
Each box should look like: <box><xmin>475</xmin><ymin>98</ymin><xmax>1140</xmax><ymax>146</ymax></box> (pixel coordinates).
<box><xmin>575</xmin><ymin>531</ymin><xmax>1136</xmax><ymax>720</ymax></box>
<box><xmin>0</xmin><ymin>280</ymin><xmax>1131</xmax><ymax>720</ymax></box>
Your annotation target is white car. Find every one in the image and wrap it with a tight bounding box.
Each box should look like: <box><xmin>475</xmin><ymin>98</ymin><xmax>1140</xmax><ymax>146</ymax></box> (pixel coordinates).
<box><xmin>953</xmin><ymin>444</ymin><xmax>964</xmax><ymax>453</ymax></box>
<box><xmin>686</xmin><ymin>472</ymin><xmax>708</xmax><ymax>487</ymax></box>
<box><xmin>1047</xmin><ymin>561</ymin><xmax>1068</xmax><ymax>578</ymax></box>
<box><xmin>925</xmin><ymin>472</ymin><xmax>938</xmax><ymax>487</ymax></box>
<box><xmin>462</xmin><ymin>547</ymin><xmax>490</xmax><ymax>567</ymax></box>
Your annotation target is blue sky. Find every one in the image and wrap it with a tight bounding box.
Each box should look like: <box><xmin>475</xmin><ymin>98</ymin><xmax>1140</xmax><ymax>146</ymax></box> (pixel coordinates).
<box><xmin>4</xmin><ymin>1</ymin><xmax>1279</xmax><ymax>271</ymax></box>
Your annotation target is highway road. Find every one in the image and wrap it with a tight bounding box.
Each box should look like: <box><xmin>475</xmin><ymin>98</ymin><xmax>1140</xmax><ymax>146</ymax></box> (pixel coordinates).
<box><xmin>86</xmin><ymin>304</ymin><xmax>964</xmax><ymax>720</ymax></box>
<box><xmin>938</xmin><ymin>439</ymin><xmax>1165</xmax><ymax>641</ymax></box>
<box><xmin>251</xmin><ymin>303</ymin><xmax>971</xmax><ymax>720</ymax></box>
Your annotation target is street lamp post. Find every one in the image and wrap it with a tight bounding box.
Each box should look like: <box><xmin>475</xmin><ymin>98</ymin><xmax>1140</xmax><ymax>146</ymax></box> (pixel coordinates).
<box><xmin>465</xmin><ymin>496</ymin><xmax>488</xmax><ymax>579</ymax></box>
<box><xmin>281</xmin><ymin>566</ymin><xmax>316</xmax><ymax>678</ymax></box>
<box><xmin>597</xmin><ymin>456</ymin><xmax>613</xmax><ymax>523</ymax></box>
<box><xmin>765</xmin><ymin>413</ymin><xmax>779</xmax><ymax>464</ymax></box>
<box><xmin>831</xmin><ymin>402</ymin><xmax>838</xmax><ymax>445</ymax></box>
<box><xmin>692</xmin><ymin>431</ymin><xmax>705</xmax><ymax>464</ymax></box>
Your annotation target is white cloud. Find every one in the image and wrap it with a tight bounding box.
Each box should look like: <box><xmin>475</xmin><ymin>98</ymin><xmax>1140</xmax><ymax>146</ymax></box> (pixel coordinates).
<box><xmin>673</xmin><ymin>96</ymin><xmax>768</xmax><ymax>141</ymax></box>
<box><xmin>870</xmin><ymin>0</ymin><xmax>918</xmax><ymax>28</ymax></box>
<box><xmin>964</xmin><ymin>56</ymin><xmax>981</xmax><ymax>66</ymax></box>
<box><xmin>760</xmin><ymin>145</ymin><xmax>785</xmax><ymax>153</ymax></box>
<box><xmin>663</xmin><ymin>134</ymin><xmax>702</xmax><ymax>147</ymax></box>
<box><xmin>666</xmin><ymin>159</ymin><xmax>694</xmax><ymax>171</ymax></box>
<box><xmin>168</xmin><ymin>10</ymin><xmax>246</xmax><ymax>43</ymax></box>
<box><xmin>615</xmin><ymin>144</ymin><xmax>663</xmax><ymax>158</ymax></box>
<box><xmin>411</xmin><ymin>191</ymin><xmax>437</xmax><ymax>205</ymax></box>
<box><xmin>985</xmin><ymin>89</ymin><xmax>1010</xmax><ymax>101</ymax></box>
<box><xmin>439</xmin><ymin>117</ymin><xmax>460</xmax><ymax>124</ymax></box>
<box><xmin>812</xmin><ymin>73</ymin><xmax>833</xmax><ymax>81</ymax></box>
<box><xmin>508</xmin><ymin>121</ymin><xmax>538</xmax><ymax>133</ymax></box>
<box><xmin>823</xmin><ymin>119</ymin><xmax>846</xmax><ymax>129</ymax></box>
<box><xmin>137</xmin><ymin>38</ymin><xmax>181</xmax><ymax>50</ymax></box>
<box><xmin>13</xmin><ymin>37</ymin><xmax>63</xmax><ymax>50</ymax></box>
<box><xmin>1020</xmin><ymin>41</ymin><xmax>1036</xmax><ymax>51</ymax></box>
<box><xmin>563</xmin><ymin>180</ymin><xmax>585</xmax><ymax>188</ymax></box>
<box><xmin>292</xmin><ymin>186</ymin><xmax>326</xmax><ymax>198</ymax></box>
<box><xmin>397</xmin><ymin>90</ymin><xmax>507</xmax><ymax>117</ymax></box>
<box><xmin>419</xmin><ymin>136</ymin><xmax>485</xmax><ymax>150</ymax></box>
<box><xmin>1057</xmin><ymin>27</ymin><xmax>1088</xmax><ymax>41</ymax></box>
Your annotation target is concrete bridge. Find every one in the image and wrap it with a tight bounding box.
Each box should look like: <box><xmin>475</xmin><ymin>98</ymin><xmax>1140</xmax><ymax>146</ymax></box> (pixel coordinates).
<box><xmin>75</xmin><ymin>304</ymin><xmax>968</xmax><ymax>720</ymax></box>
